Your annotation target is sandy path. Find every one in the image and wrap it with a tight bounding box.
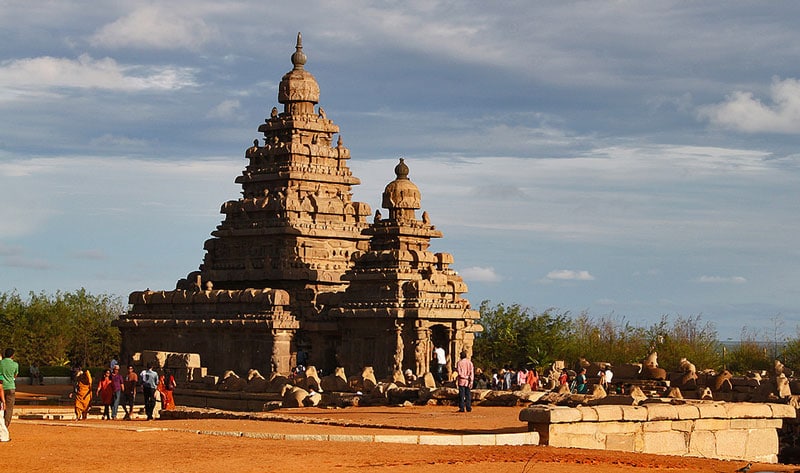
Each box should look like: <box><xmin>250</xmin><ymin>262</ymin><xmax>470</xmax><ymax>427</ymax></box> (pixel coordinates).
<box><xmin>7</xmin><ymin>385</ymin><xmax>795</xmax><ymax>473</ymax></box>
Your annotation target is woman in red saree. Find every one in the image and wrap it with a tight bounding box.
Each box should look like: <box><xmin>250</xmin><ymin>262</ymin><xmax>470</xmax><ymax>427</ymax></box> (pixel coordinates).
<box><xmin>157</xmin><ymin>370</ymin><xmax>176</xmax><ymax>411</ymax></box>
<box><xmin>96</xmin><ymin>369</ymin><xmax>113</xmax><ymax>420</ymax></box>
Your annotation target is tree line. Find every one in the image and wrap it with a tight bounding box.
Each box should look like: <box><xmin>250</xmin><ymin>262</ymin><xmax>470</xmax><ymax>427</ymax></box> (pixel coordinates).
<box><xmin>2</xmin><ymin>290</ymin><xmax>798</xmax><ymax>377</ymax></box>
<box><xmin>472</xmin><ymin>300</ymin><xmax>800</xmax><ymax>375</ymax></box>
<box><xmin>0</xmin><ymin>289</ymin><xmax>122</xmax><ymax>372</ymax></box>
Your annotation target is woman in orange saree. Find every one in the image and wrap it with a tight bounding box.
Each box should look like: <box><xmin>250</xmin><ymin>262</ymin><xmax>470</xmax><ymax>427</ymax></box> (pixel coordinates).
<box><xmin>73</xmin><ymin>369</ymin><xmax>92</xmax><ymax>420</ymax></box>
<box><xmin>157</xmin><ymin>370</ymin><xmax>176</xmax><ymax>411</ymax></box>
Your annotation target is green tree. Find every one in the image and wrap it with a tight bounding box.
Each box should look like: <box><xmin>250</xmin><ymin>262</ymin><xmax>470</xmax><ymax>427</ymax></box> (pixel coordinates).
<box><xmin>65</xmin><ymin>289</ymin><xmax>123</xmax><ymax>367</ymax></box>
<box><xmin>0</xmin><ymin>289</ymin><xmax>122</xmax><ymax>368</ymax></box>
<box><xmin>473</xmin><ymin>300</ymin><xmax>529</xmax><ymax>369</ymax></box>
<box><xmin>472</xmin><ymin>301</ymin><xmax>572</xmax><ymax>371</ymax></box>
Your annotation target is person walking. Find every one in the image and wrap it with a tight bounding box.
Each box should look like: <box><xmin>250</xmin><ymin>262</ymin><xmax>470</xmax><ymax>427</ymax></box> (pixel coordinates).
<box><xmin>0</xmin><ymin>386</ymin><xmax>9</xmax><ymax>441</ymax></box>
<box><xmin>73</xmin><ymin>367</ymin><xmax>92</xmax><ymax>420</ymax></box>
<box><xmin>139</xmin><ymin>364</ymin><xmax>159</xmax><ymax>420</ymax></box>
<box><xmin>122</xmin><ymin>365</ymin><xmax>138</xmax><ymax>420</ymax></box>
<box><xmin>0</xmin><ymin>348</ymin><xmax>19</xmax><ymax>427</ymax></box>
<box><xmin>109</xmin><ymin>365</ymin><xmax>124</xmax><ymax>419</ymax></box>
<box><xmin>96</xmin><ymin>369</ymin><xmax>113</xmax><ymax>420</ymax></box>
<box><xmin>455</xmin><ymin>350</ymin><xmax>474</xmax><ymax>413</ymax></box>
<box><xmin>157</xmin><ymin>369</ymin><xmax>176</xmax><ymax>411</ymax></box>
<box><xmin>432</xmin><ymin>345</ymin><xmax>446</xmax><ymax>386</ymax></box>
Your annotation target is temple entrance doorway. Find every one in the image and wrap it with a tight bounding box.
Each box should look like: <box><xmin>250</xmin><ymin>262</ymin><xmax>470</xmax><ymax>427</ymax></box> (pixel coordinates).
<box><xmin>429</xmin><ymin>324</ymin><xmax>450</xmax><ymax>380</ymax></box>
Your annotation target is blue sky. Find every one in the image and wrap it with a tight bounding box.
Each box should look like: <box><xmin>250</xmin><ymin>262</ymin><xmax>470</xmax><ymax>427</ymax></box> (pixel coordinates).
<box><xmin>1</xmin><ymin>2</ymin><xmax>799</xmax><ymax>339</ymax></box>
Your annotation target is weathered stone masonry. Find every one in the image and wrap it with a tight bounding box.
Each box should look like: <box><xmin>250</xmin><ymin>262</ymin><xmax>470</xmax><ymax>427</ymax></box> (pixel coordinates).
<box><xmin>519</xmin><ymin>402</ymin><xmax>796</xmax><ymax>463</ymax></box>
<box><xmin>115</xmin><ymin>33</ymin><xmax>480</xmax><ymax>378</ymax></box>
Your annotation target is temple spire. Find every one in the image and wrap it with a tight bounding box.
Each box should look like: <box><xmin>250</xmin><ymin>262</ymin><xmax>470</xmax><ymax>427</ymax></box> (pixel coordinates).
<box><xmin>291</xmin><ymin>32</ymin><xmax>306</xmax><ymax>70</ymax></box>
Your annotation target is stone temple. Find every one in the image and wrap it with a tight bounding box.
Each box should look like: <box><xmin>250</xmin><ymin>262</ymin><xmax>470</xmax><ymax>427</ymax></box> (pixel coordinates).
<box><xmin>116</xmin><ymin>33</ymin><xmax>481</xmax><ymax>380</ymax></box>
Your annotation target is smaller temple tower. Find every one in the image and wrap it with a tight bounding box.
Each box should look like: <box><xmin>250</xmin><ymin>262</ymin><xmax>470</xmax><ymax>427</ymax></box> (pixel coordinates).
<box><xmin>332</xmin><ymin>159</ymin><xmax>481</xmax><ymax>379</ymax></box>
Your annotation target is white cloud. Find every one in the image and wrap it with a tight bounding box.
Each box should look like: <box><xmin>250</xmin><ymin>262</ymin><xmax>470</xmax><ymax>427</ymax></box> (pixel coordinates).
<box><xmin>546</xmin><ymin>270</ymin><xmax>595</xmax><ymax>281</ymax></box>
<box><xmin>693</xmin><ymin>275</ymin><xmax>748</xmax><ymax>284</ymax></box>
<box><xmin>459</xmin><ymin>266</ymin><xmax>502</xmax><ymax>282</ymax></box>
<box><xmin>0</xmin><ymin>242</ymin><xmax>22</xmax><ymax>256</ymax></box>
<box><xmin>697</xmin><ymin>77</ymin><xmax>800</xmax><ymax>133</ymax></box>
<box><xmin>89</xmin><ymin>134</ymin><xmax>150</xmax><ymax>148</ymax></box>
<box><xmin>90</xmin><ymin>6</ymin><xmax>220</xmax><ymax>50</ymax></box>
<box><xmin>72</xmin><ymin>249</ymin><xmax>108</xmax><ymax>261</ymax></box>
<box><xmin>2</xmin><ymin>254</ymin><xmax>53</xmax><ymax>270</ymax></box>
<box><xmin>0</xmin><ymin>54</ymin><xmax>197</xmax><ymax>98</ymax></box>
<box><xmin>206</xmin><ymin>99</ymin><xmax>241</xmax><ymax>120</ymax></box>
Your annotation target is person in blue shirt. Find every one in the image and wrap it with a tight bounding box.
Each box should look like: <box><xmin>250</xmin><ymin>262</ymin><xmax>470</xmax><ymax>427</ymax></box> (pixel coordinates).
<box><xmin>139</xmin><ymin>364</ymin><xmax>159</xmax><ymax>420</ymax></box>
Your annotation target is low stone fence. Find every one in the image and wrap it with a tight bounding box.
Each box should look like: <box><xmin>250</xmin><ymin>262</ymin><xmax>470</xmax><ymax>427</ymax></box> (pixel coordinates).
<box><xmin>174</xmin><ymin>388</ymin><xmax>283</xmax><ymax>411</ymax></box>
<box><xmin>15</xmin><ymin>377</ymin><xmax>72</xmax><ymax>385</ymax></box>
<box><xmin>519</xmin><ymin>401</ymin><xmax>796</xmax><ymax>463</ymax></box>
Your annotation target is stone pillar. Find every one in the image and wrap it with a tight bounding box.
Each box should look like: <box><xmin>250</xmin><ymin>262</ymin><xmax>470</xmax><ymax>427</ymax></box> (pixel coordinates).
<box><xmin>446</xmin><ymin>326</ymin><xmax>455</xmax><ymax>381</ymax></box>
<box><xmin>271</xmin><ymin>330</ymin><xmax>293</xmax><ymax>375</ymax></box>
<box><xmin>414</xmin><ymin>327</ymin><xmax>428</xmax><ymax>376</ymax></box>
<box><xmin>393</xmin><ymin>324</ymin><xmax>404</xmax><ymax>372</ymax></box>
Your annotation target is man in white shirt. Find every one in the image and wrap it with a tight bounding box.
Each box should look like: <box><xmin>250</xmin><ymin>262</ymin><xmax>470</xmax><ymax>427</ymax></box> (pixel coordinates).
<box><xmin>604</xmin><ymin>365</ymin><xmax>614</xmax><ymax>389</ymax></box>
<box><xmin>433</xmin><ymin>346</ymin><xmax>446</xmax><ymax>386</ymax></box>
<box><xmin>139</xmin><ymin>364</ymin><xmax>159</xmax><ymax>420</ymax></box>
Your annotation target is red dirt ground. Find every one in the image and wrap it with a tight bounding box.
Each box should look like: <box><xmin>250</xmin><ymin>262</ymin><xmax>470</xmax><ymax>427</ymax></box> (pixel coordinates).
<box><xmin>7</xmin><ymin>385</ymin><xmax>796</xmax><ymax>473</ymax></box>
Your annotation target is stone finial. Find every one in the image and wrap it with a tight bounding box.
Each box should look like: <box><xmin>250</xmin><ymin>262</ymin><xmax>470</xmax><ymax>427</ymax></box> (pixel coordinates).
<box><xmin>382</xmin><ymin>158</ymin><xmax>421</xmax><ymax>218</ymax></box>
<box><xmin>291</xmin><ymin>32</ymin><xmax>306</xmax><ymax>69</ymax></box>
<box><xmin>395</xmin><ymin>158</ymin><xmax>409</xmax><ymax>179</ymax></box>
<box><xmin>278</xmin><ymin>32</ymin><xmax>320</xmax><ymax>112</ymax></box>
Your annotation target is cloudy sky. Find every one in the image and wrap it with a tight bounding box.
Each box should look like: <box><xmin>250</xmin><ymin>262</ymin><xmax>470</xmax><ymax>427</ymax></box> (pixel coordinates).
<box><xmin>1</xmin><ymin>1</ymin><xmax>799</xmax><ymax>339</ymax></box>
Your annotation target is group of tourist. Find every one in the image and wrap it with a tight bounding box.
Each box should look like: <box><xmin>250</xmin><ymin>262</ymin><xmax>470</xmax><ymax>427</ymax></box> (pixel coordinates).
<box><xmin>474</xmin><ymin>362</ymin><xmax>615</xmax><ymax>396</ymax></box>
<box><xmin>72</xmin><ymin>359</ymin><xmax>177</xmax><ymax>421</ymax></box>
<box><xmin>487</xmin><ymin>365</ymin><xmax>541</xmax><ymax>391</ymax></box>
<box><xmin>557</xmin><ymin>364</ymin><xmax>614</xmax><ymax>394</ymax></box>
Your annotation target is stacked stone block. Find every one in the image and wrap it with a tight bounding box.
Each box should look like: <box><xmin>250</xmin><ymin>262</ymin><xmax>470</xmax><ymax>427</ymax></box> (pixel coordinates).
<box><xmin>519</xmin><ymin>402</ymin><xmax>795</xmax><ymax>463</ymax></box>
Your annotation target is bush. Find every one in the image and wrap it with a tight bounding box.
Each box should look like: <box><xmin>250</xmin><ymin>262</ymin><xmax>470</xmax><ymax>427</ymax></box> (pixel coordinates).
<box><xmin>473</xmin><ymin>301</ymin><xmax>722</xmax><ymax>372</ymax></box>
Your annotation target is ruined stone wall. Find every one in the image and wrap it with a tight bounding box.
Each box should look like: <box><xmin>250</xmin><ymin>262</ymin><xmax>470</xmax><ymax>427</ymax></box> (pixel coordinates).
<box><xmin>121</xmin><ymin>325</ymin><xmax>277</xmax><ymax>376</ymax></box>
<box><xmin>520</xmin><ymin>402</ymin><xmax>796</xmax><ymax>463</ymax></box>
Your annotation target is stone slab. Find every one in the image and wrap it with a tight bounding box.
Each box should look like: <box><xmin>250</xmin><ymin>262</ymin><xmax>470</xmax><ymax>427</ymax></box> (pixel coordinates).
<box><xmin>374</xmin><ymin>435</ymin><xmax>419</xmax><ymax>444</ymax></box>
<box><xmin>769</xmin><ymin>403</ymin><xmax>797</xmax><ymax>419</ymax></box>
<box><xmin>461</xmin><ymin>434</ymin><xmax>497</xmax><ymax>445</ymax></box>
<box><xmin>645</xmin><ymin>403</ymin><xmax>678</xmax><ymax>421</ymax></box>
<box><xmin>519</xmin><ymin>406</ymin><xmax>582</xmax><ymax>424</ymax></box>
<box><xmin>641</xmin><ymin>430</ymin><xmax>687</xmax><ymax>455</ymax></box>
<box><xmin>594</xmin><ymin>405</ymin><xmax>623</xmax><ymax>422</ymax></box>
<box><xmin>328</xmin><ymin>434</ymin><xmax>375</xmax><ymax>443</ymax></box>
<box><xmin>621</xmin><ymin>405</ymin><xmax>648</xmax><ymax>421</ymax></box>
<box><xmin>674</xmin><ymin>404</ymin><xmax>700</xmax><ymax>420</ymax></box>
<box><xmin>495</xmin><ymin>432</ymin><xmax>538</xmax><ymax>446</ymax></box>
<box><xmin>419</xmin><ymin>435</ymin><xmax>463</xmax><ymax>445</ymax></box>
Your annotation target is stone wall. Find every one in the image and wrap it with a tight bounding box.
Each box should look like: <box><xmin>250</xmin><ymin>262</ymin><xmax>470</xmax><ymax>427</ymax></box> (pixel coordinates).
<box><xmin>519</xmin><ymin>401</ymin><xmax>796</xmax><ymax>463</ymax></box>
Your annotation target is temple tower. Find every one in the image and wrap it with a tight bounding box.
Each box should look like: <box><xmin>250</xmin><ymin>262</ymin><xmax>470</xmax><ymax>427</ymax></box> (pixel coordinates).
<box><xmin>118</xmin><ymin>34</ymin><xmax>480</xmax><ymax>380</ymax></box>
<box><xmin>119</xmin><ymin>33</ymin><xmax>371</xmax><ymax>375</ymax></box>
<box><xmin>199</xmin><ymin>32</ymin><xmax>372</xmax><ymax>315</ymax></box>
<box><xmin>332</xmin><ymin>159</ymin><xmax>481</xmax><ymax>379</ymax></box>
